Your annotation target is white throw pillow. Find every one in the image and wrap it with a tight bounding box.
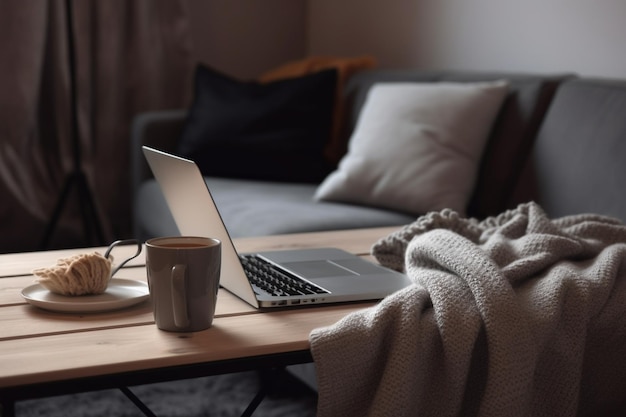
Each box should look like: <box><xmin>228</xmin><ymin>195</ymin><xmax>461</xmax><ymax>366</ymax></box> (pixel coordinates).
<box><xmin>314</xmin><ymin>80</ymin><xmax>509</xmax><ymax>215</ymax></box>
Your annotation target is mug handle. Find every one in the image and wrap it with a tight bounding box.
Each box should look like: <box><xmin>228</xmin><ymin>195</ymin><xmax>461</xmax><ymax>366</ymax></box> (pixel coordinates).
<box><xmin>171</xmin><ymin>264</ymin><xmax>190</xmax><ymax>329</ymax></box>
<box><xmin>104</xmin><ymin>239</ymin><xmax>143</xmax><ymax>278</ymax></box>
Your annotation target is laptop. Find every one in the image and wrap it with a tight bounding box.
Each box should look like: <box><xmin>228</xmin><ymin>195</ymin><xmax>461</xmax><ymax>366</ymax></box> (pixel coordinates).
<box><xmin>142</xmin><ymin>146</ymin><xmax>412</xmax><ymax>308</ymax></box>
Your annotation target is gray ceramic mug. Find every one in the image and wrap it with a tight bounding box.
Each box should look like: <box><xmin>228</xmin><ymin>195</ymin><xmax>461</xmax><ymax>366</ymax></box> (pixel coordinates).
<box><xmin>145</xmin><ymin>236</ymin><xmax>221</xmax><ymax>332</ymax></box>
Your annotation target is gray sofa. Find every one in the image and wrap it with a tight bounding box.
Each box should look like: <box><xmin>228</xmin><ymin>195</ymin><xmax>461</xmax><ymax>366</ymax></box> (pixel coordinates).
<box><xmin>133</xmin><ymin>68</ymin><xmax>620</xmax><ymax>241</ymax></box>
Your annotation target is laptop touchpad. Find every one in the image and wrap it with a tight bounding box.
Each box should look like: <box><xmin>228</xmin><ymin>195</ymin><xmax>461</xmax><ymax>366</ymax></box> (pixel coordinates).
<box><xmin>282</xmin><ymin>260</ymin><xmax>358</xmax><ymax>278</ymax></box>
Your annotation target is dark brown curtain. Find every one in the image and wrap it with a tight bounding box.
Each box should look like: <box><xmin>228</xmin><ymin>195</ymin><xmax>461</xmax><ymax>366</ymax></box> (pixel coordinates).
<box><xmin>0</xmin><ymin>0</ymin><xmax>194</xmax><ymax>253</ymax></box>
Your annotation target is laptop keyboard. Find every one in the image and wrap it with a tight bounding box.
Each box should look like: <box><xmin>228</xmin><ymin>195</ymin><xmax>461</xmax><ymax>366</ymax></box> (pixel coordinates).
<box><xmin>239</xmin><ymin>254</ymin><xmax>329</xmax><ymax>297</ymax></box>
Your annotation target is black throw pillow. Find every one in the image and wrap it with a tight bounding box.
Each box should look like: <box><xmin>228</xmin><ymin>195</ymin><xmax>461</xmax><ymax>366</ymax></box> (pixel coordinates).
<box><xmin>176</xmin><ymin>64</ymin><xmax>338</xmax><ymax>183</ymax></box>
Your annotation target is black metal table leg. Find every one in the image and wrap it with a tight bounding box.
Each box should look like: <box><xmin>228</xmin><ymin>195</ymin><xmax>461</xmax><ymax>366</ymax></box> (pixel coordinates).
<box><xmin>119</xmin><ymin>387</ymin><xmax>158</xmax><ymax>417</ymax></box>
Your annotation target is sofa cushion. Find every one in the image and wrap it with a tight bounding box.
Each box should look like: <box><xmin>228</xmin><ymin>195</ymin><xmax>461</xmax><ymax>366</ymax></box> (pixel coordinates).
<box><xmin>135</xmin><ymin>177</ymin><xmax>416</xmax><ymax>240</ymax></box>
<box><xmin>176</xmin><ymin>64</ymin><xmax>336</xmax><ymax>183</ymax></box>
<box><xmin>259</xmin><ymin>55</ymin><xmax>378</xmax><ymax>164</ymax></box>
<box><xmin>314</xmin><ymin>80</ymin><xmax>509</xmax><ymax>216</ymax></box>
<box><xmin>447</xmin><ymin>73</ymin><xmax>571</xmax><ymax>218</ymax></box>
<box><xmin>340</xmin><ymin>70</ymin><xmax>571</xmax><ymax>218</ymax></box>
<box><xmin>510</xmin><ymin>78</ymin><xmax>626</xmax><ymax>221</ymax></box>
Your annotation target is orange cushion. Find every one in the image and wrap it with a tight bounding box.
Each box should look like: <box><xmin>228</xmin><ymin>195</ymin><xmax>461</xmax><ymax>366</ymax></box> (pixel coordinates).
<box><xmin>259</xmin><ymin>55</ymin><xmax>377</xmax><ymax>164</ymax></box>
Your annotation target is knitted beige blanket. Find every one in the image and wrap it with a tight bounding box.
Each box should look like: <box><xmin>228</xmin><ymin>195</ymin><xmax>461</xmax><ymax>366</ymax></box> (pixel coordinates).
<box><xmin>310</xmin><ymin>202</ymin><xmax>626</xmax><ymax>417</ymax></box>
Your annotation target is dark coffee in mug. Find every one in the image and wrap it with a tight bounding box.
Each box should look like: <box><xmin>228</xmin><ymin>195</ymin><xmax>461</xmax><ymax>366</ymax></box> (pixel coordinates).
<box><xmin>157</xmin><ymin>243</ymin><xmax>208</xmax><ymax>248</ymax></box>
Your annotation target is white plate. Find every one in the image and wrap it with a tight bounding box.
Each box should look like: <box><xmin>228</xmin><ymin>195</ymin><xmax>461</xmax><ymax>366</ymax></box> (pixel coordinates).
<box><xmin>21</xmin><ymin>278</ymin><xmax>150</xmax><ymax>313</ymax></box>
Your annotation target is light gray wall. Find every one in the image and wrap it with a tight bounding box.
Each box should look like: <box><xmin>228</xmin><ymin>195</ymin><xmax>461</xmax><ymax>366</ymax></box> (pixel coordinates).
<box><xmin>186</xmin><ymin>1</ymin><xmax>626</xmax><ymax>79</ymax></box>
<box><xmin>308</xmin><ymin>0</ymin><xmax>626</xmax><ymax>79</ymax></box>
<box><xmin>187</xmin><ymin>0</ymin><xmax>307</xmax><ymax>79</ymax></box>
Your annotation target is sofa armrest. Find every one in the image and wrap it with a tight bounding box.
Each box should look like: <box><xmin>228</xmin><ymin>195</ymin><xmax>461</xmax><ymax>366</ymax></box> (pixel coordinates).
<box><xmin>130</xmin><ymin>109</ymin><xmax>187</xmax><ymax>198</ymax></box>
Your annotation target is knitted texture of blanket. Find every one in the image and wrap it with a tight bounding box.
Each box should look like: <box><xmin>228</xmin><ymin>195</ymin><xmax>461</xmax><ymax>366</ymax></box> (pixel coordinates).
<box><xmin>309</xmin><ymin>202</ymin><xmax>626</xmax><ymax>417</ymax></box>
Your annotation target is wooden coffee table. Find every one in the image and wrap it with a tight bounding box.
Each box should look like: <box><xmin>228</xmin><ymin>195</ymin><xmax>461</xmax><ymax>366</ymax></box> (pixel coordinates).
<box><xmin>0</xmin><ymin>227</ymin><xmax>398</xmax><ymax>416</ymax></box>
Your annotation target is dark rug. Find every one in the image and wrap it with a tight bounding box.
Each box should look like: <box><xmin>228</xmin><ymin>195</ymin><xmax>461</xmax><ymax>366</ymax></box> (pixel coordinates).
<box><xmin>15</xmin><ymin>370</ymin><xmax>317</xmax><ymax>417</ymax></box>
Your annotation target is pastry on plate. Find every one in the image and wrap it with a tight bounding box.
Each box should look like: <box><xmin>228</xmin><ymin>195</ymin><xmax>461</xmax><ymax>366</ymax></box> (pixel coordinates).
<box><xmin>32</xmin><ymin>252</ymin><xmax>114</xmax><ymax>296</ymax></box>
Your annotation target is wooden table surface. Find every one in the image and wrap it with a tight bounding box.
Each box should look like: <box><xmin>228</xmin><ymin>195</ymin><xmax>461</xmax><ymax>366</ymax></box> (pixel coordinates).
<box><xmin>0</xmin><ymin>227</ymin><xmax>399</xmax><ymax>405</ymax></box>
